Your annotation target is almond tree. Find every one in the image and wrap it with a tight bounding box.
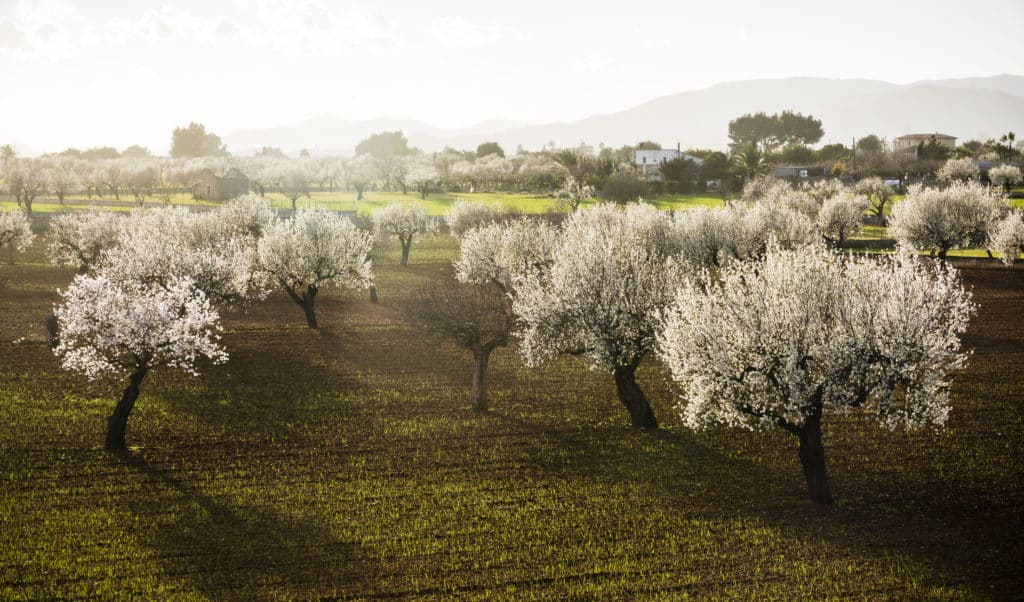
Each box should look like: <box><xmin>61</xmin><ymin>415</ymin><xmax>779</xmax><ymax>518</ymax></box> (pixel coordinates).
<box><xmin>347</xmin><ymin>154</ymin><xmax>377</xmax><ymax>200</ymax></box>
<box><xmin>990</xmin><ymin>209</ymin><xmax>1024</xmax><ymax>265</ymax></box>
<box><xmin>258</xmin><ymin>210</ymin><xmax>374</xmax><ymax>328</ymax></box>
<box><xmin>454</xmin><ymin>218</ymin><xmax>560</xmax><ymax>292</ymax></box>
<box><xmin>937</xmin><ymin>157</ymin><xmax>980</xmax><ymax>183</ymax></box>
<box><xmin>0</xmin><ymin>209</ymin><xmax>34</xmax><ymax>264</ymax></box>
<box><xmin>513</xmin><ymin>204</ymin><xmax>686</xmax><ymax>428</ymax></box>
<box><xmin>889</xmin><ymin>182</ymin><xmax>1007</xmax><ymax>260</ymax></box>
<box><xmin>44</xmin><ymin>158</ymin><xmax>81</xmax><ymax>205</ymax></box>
<box><xmin>988</xmin><ymin>164</ymin><xmax>1022</xmax><ymax>193</ymax></box>
<box><xmin>446</xmin><ymin>200</ymin><xmax>508</xmax><ymax>238</ymax></box>
<box><xmin>817</xmin><ymin>194</ymin><xmax>869</xmax><ymax>246</ymax></box>
<box><xmin>658</xmin><ymin>247</ymin><xmax>974</xmax><ymax>504</ymax></box>
<box><xmin>48</xmin><ymin>209</ymin><xmax>122</xmax><ymax>273</ymax></box>
<box><xmin>4</xmin><ymin>159</ymin><xmax>47</xmax><ymax>216</ymax></box>
<box><xmin>852</xmin><ymin>177</ymin><xmax>895</xmax><ymax>221</ymax></box>
<box><xmin>406</xmin><ymin>156</ymin><xmax>439</xmax><ymax>199</ymax></box>
<box><xmin>404</xmin><ymin>279</ymin><xmax>513</xmax><ymax>411</ymax></box>
<box><xmin>372</xmin><ymin>203</ymin><xmax>436</xmax><ymax>266</ymax></box>
<box><xmin>98</xmin><ymin>207</ymin><xmax>263</xmax><ymax>305</ymax></box>
<box><xmin>54</xmin><ymin>275</ymin><xmax>226</xmax><ymax>451</ymax></box>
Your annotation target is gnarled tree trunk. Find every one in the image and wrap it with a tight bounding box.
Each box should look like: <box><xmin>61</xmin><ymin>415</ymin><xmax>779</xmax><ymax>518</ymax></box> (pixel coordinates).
<box><xmin>301</xmin><ymin>284</ymin><xmax>319</xmax><ymax>329</ymax></box>
<box><xmin>797</xmin><ymin>409</ymin><xmax>832</xmax><ymax>505</ymax></box>
<box><xmin>471</xmin><ymin>348</ymin><xmax>491</xmax><ymax>412</ymax></box>
<box><xmin>106</xmin><ymin>364</ymin><xmax>149</xmax><ymax>452</ymax></box>
<box><xmin>400</xmin><ymin>236</ymin><xmax>412</xmax><ymax>267</ymax></box>
<box><xmin>613</xmin><ymin>365</ymin><xmax>658</xmax><ymax>429</ymax></box>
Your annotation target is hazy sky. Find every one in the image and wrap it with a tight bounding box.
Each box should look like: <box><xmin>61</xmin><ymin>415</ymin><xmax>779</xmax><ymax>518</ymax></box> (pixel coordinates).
<box><xmin>2</xmin><ymin>0</ymin><xmax>1022</xmax><ymax>152</ymax></box>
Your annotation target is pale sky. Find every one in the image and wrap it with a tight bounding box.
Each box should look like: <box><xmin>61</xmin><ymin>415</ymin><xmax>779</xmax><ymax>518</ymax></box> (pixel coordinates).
<box><xmin>2</xmin><ymin>0</ymin><xmax>1022</xmax><ymax>153</ymax></box>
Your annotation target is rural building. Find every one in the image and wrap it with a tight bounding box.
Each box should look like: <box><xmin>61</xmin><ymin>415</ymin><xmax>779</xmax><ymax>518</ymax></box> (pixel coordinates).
<box><xmin>894</xmin><ymin>133</ymin><xmax>957</xmax><ymax>157</ymax></box>
<box><xmin>192</xmin><ymin>168</ymin><xmax>250</xmax><ymax>201</ymax></box>
<box><xmin>633</xmin><ymin>146</ymin><xmax>703</xmax><ymax>181</ymax></box>
<box><xmin>771</xmin><ymin>165</ymin><xmax>826</xmax><ymax>180</ymax></box>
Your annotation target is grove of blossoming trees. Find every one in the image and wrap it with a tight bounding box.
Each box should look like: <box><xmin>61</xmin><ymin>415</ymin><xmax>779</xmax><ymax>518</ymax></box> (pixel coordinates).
<box><xmin>658</xmin><ymin>247</ymin><xmax>974</xmax><ymax>504</ymax></box>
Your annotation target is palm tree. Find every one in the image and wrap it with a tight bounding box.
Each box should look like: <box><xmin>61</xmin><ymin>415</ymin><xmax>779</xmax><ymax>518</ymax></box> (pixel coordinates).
<box><xmin>730</xmin><ymin>144</ymin><xmax>772</xmax><ymax>184</ymax></box>
<box><xmin>1</xmin><ymin>144</ymin><xmax>16</xmax><ymax>166</ymax></box>
<box><xmin>999</xmin><ymin>132</ymin><xmax>1017</xmax><ymax>161</ymax></box>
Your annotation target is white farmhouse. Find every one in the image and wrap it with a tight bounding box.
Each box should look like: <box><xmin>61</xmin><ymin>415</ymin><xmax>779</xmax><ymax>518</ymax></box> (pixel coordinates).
<box><xmin>633</xmin><ymin>146</ymin><xmax>702</xmax><ymax>182</ymax></box>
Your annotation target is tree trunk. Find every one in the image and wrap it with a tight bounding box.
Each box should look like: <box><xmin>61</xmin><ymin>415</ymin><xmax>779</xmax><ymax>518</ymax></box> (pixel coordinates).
<box><xmin>612</xmin><ymin>365</ymin><xmax>658</xmax><ymax>429</ymax></box>
<box><xmin>471</xmin><ymin>349</ymin><xmax>491</xmax><ymax>412</ymax></box>
<box><xmin>797</xmin><ymin>410</ymin><xmax>833</xmax><ymax>505</ymax></box>
<box><xmin>302</xmin><ymin>285</ymin><xmax>319</xmax><ymax>329</ymax></box>
<box><xmin>400</xmin><ymin>237</ymin><xmax>412</xmax><ymax>267</ymax></box>
<box><xmin>369</xmin><ymin>285</ymin><xmax>378</xmax><ymax>304</ymax></box>
<box><xmin>106</xmin><ymin>365</ymin><xmax>148</xmax><ymax>452</ymax></box>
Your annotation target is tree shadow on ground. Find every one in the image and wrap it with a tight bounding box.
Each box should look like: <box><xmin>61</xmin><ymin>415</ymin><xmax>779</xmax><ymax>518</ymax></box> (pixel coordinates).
<box><xmin>116</xmin><ymin>450</ymin><xmax>380</xmax><ymax>599</ymax></box>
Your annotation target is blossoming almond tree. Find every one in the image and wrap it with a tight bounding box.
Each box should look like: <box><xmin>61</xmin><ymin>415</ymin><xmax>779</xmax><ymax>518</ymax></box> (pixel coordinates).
<box><xmin>372</xmin><ymin>203</ymin><xmax>436</xmax><ymax>266</ymax></box>
<box><xmin>889</xmin><ymin>182</ymin><xmax>1007</xmax><ymax>260</ymax></box>
<box><xmin>47</xmin><ymin>209</ymin><xmax>122</xmax><ymax>273</ymax></box>
<box><xmin>54</xmin><ymin>275</ymin><xmax>227</xmax><ymax>451</ymax></box>
<box><xmin>98</xmin><ymin>207</ymin><xmax>262</xmax><ymax>305</ymax></box>
<box><xmin>513</xmin><ymin>204</ymin><xmax>687</xmax><ymax>428</ymax></box>
<box><xmin>990</xmin><ymin>209</ymin><xmax>1024</xmax><ymax>265</ymax></box>
<box><xmin>258</xmin><ymin>209</ymin><xmax>374</xmax><ymax>328</ymax></box>
<box><xmin>454</xmin><ymin>218</ymin><xmax>560</xmax><ymax>291</ymax></box>
<box><xmin>658</xmin><ymin>247</ymin><xmax>974</xmax><ymax>504</ymax></box>
<box><xmin>987</xmin><ymin>164</ymin><xmax>1022</xmax><ymax>193</ymax></box>
<box><xmin>446</xmin><ymin>200</ymin><xmax>506</xmax><ymax>238</ymax></box>
<box><xmin>0</xmin><ymin>209</ymin><xmax>34</xmax><ymax>264</ymax></box>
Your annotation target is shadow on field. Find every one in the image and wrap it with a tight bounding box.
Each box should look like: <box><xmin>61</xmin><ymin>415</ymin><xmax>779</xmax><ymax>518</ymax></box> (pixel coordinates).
<box><xmin>117</xmin><ymin>451</ymin><xmax>378</xmax><ymax>599</ymax></box>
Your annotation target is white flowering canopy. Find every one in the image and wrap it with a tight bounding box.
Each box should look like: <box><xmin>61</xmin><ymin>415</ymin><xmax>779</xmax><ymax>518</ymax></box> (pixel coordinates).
<box><xmin>990</xmin><ymin>209</ymin><xmax>1024</xmax><ymax>265</ymax></box>
<box><xmin>371</xmin><ymin>202</ymin><xmax>436</xmax><ymax>242</ymax></box>
<box><xmin>47</xmin><ymin>209</ymin><xmax>122</xmax><ymax>271</ymax></box>
<box><xmin>454</xmin><ymin>218</ymin><xmax>560</xmax><ymax>291</ymax></box>
<box><xmin>816</xmin><ymin>193</ymin><xmax>869</xmax><ymax>243</ymax></box>
<box><xmin>513</xmin><ymin>203</ymin><xmax>687</xmax><ymax>372</ymax></box>
<box><xmin>258</xmin><ymin>209</ymin><xmax>374</xmax><ymax>293</ymax></box>
<box><xmin>937</xmin><ymin>158</ymin><xmax>980</xmax><ymax>183</ymax></box>
<box><xmin>988</xmin><ymin>164</ymin><xmax>1022</xmax><ymax>189</ymax></box>
<box><xmin>54</xmin><ymin>275</ymin><xmax>227</xmax><ymax>380</ymax></box>
<box><xmin>659</xmin><ymin>246</ymin><xmax>975</xmax><ymax>433</ymax></box>
<box><xmin>446</xmin><ymin>200</ymin><xmax>506</xmax><ymax>239</ymax></box>
<box><xmin>889</xmin><ymin>182</ymin><xmax>1007</xmax><ymax>257</ymax></box>
<box><xmin>97</xmin><ymin>207</ymin><xmax>263</xmax><ymax>305</ymax></box>
<box><xmin>0</xmin><ymin>209</ymin><xmax>34</xmax><ymax>253</ymax></box>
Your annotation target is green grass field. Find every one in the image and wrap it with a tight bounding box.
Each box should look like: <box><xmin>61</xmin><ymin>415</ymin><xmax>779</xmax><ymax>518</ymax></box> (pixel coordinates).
<box><xmin>1</xmin><ymin>230</ymin><xmax>1022</xmax><ymax>599</ymax></box>
<box><xmin>0</xmin><ymin>190</ymin><xmax>725</xmax><ymax>216</ymax></box>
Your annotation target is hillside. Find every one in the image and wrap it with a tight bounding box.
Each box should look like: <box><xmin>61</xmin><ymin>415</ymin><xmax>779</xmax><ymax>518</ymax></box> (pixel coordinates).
<box><xmin>224</xmin><ymin>75</ymin><xmax>1024</xmax><ymax>154</ymax></box>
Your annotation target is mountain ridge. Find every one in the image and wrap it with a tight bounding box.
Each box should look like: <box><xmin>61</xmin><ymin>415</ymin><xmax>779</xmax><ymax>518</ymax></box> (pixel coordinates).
<box><xmin>223</xmin><ymin>75</ymin><xmax>1024</xmax><ymax>155</ymax></box>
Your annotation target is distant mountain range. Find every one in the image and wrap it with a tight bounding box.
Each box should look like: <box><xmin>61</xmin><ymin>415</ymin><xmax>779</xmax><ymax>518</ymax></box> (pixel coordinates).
<box><xmin>228</xmin><ymin>74</ymin><xmax>1024</xmax><ymax>155</ymax></box>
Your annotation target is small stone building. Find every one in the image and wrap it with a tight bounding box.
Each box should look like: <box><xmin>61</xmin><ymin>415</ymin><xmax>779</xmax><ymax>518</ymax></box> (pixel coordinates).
<box><xmin>192</xmin><ymin>168</ymin><xmax>250</xmax><ymax>201</ymax></box>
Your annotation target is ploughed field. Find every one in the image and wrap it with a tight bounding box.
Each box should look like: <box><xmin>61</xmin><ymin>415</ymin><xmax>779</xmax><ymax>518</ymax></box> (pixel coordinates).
<box><xmin>1</xmin><ymin>233</ymin><xmax>1022</xmax><ymax>600</ymax></box>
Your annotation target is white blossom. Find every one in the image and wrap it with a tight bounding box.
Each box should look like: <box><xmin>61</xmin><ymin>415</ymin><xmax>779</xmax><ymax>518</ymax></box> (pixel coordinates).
<box><xmin>446</xmin><ymin>200</ymin><xmax>507</xmax><ymax>238</ymax></box>
<box><xmin>659</xmin><ymin>246</ymin><xmax>974</xmax><ymax>432</ymax></box>
<box><xmin>990</xmin><ymin>209</ymin><xmax>1024</xmax><ymax>265</ymax></box>
<box><xmin>54</xmin><ymin>274</ymin><xmax>227</xmax><ymax>380</ymax></box>
<box><xmin>816</xmin><ymin>193</ymin><xmax>868</xmax><ymax>244</ymax></box>
<box><xmin>454</xmin><ymin>218</ymin><xmax>560</xmax><ymax>291</ymax></box>
<box><xmin>512</xmin><ymin>204</ymin><xmax>688</xmax><ymax>427</ymax></box>
<box><xmin>937</xmin><ymin>158</ymin><xmax>980</xmax><ymax>183</ymax></box>
<box><xmin>97</xmin><ymin>207</ymin><xmax>263</xmax><ymax>305</ymax></box>
<box><xmin>371</xmin><ymin>202</ymin><xmax>437</xmax><ymax>266</ymax></box>
<box><xmin>258</xmin><ymin>209</ymin><xmax>374</xmax><ymax>327</ymax></box>
<box><xmin>889</xmin><ymin>182</ymin><xmax>1007</xmax><ymax>258</ymax></box>
<box><xmin>47</xmin><ymin>209</ymin><xmax>123</xmax><ymax>272</ymax></box>
<box><xmin>988</xmin><ymin>164</ymin><xmax>1022</xmax><ymax>189</ymax></box>
<box><xmin>0</xmin><ymin>209</ymin><xmax>35</xmax><ymax>256</ymax></box>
